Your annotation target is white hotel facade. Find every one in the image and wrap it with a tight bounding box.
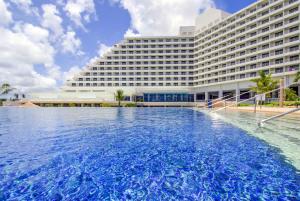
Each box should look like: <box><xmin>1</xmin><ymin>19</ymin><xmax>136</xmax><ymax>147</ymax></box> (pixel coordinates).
<box><xmin>33</xmin><ymin>0</ymin><xmax>300</xmax><ymax>103</ymax></box>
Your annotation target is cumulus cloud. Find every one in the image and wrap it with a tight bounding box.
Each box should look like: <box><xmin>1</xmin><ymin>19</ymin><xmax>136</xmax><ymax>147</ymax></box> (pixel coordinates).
<box><xmin>63</xmin><ymin>0</ymin><xmax>96</xmax><ymax>30</ymax></box>
<box><xmin>63</xmin><ymin>66</ymin><xmax>82</xmax><ymax>81</ymax></box>
<box><xmin>88</xmin><ymin>43</ymin><xmax>112</xmax><ymax>65</ymax></box>
<box><xmin>9</xmin><ymin>0</ymin><xmax>38</xmax><ymax>15</ymax></box>
<box><xmin>0</xmin><ymin>0</ymin><xmax>13</xmax><ymax>26</ymax></box>
<box><xmin>41</xmin><ymin>4</ymin><xmax>83</xmax><ymax>55</ymax></box>
<box><xmin>41</xmin><ymin>4</ymin><xmax>64</xmax><ymax>40</ymax></box>
<box><xmin>0</xmin><ymin>25</ymin><xmax>59</xmax><ymax>92</ymax></box>
<box><xmin>115</xmin><ymin>0</ymin><xmax>215</xmax><ymax>36</ymax></box>
<box><xmin>61</xmin><ymin>31</ymin><xmax>82</xmax><ymax>55</ymax></box>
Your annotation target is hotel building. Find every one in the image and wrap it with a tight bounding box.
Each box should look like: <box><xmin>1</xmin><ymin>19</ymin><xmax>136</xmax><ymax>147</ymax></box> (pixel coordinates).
<box><xmin>33</xmin><ymin>0</ymin><xmax>300</xmax><ymax>103</ymax></box>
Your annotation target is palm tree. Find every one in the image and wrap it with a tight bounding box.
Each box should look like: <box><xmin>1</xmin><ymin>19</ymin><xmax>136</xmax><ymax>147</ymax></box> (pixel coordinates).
<box><xmin>1</xmin><ymin>83</ymin><xmax>15</xmax><ymax>95</ymax></box>
<box><xmin>115</xmin><ymin>89</ymin><xmax>125</xmax><ymax>107</ymax></box>
<box><xmin>250</xmin><ymin>71</ymin><xmax>278</xmax><ymax>105</ymax></box>
<box><xmin>294</xmin><ymin>71</ymin><xmax>300</xmax><ymax>83</ymax></box>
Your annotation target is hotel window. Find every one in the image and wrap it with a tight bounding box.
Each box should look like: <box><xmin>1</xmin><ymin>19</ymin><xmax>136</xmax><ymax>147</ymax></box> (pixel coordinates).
<box><xmin>275</xmin><ymin>40</ymin><xmax>283</xmax><ymax>46</ymax></box>
<box><xmin>290</xmin><ymin>55</ymin><xmax>299</xmax><ymax>61</ymax></box>
<box><xmin>262</xmin><ymin>61</ymin><xmax>269</xmax><ymax>67</ymax></box>
<box><xmin>289</xmin><ymin>46</ymin><xmax>299</xmax><ymax>51</ymax></box>
<box><xmin>262</xmin><ymin>44</ymin><xmax>269</xmax><ymax>49</ymax></box>
<box><xmin>262</xmin><ymin>27</ymin><xmax>269</xmax><ymax>33</ymax></box>
<box><xmin>274</xmin><ymin>22</ymin><xmax>283</xmax><ymax>28</ymax></box>
<box><xmin>275</xmin><ymin>31</ymin><xmax>283</xmax><ymax>37</ymax></box>
<box><xmin>262</xmin><ymin>53</ymin><xmax>269</xmax><ymax>58</ymax></box>
<box><xmin>275</xmin><ymin>58</ymin><xmax>284</xmax><ymax>64</ymax></box>
<box><xmin>289</xmin><ymin>36</ymin><xmax>299</xmax><ymax>42</ymax></box>
<box><xmin>275</xmin><ymin>68</ymin><xmax>284</xmax><ymax>73</ymax></box>
<box><xmin>289</xmin><ymin>26</ymin><xmax>299</xmax><ymax>33</ymax></box>
<box><xmin>289</xmin><ymin>7</ymin><xmax>299</xmax><ymax>14</ymax></box>
<box><xmin>274</xmin><ymin>13</ymin><xmax>283</xmax><ymax>20</ymax></box>
<box><xmin>289</xmin><ymin>17</ymin><xmax>299</xmax><ymax>23</ymax></box>
<box><xmin>275</xmin><ymin>49</ymin><xmax>283</xmax><ymax>55</ymax></box>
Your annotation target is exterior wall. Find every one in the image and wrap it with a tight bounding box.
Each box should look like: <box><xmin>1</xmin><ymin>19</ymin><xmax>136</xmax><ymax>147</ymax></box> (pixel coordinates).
<box><xmin>193</xmin><ymin>0</ymin><xmax>300</xmax><ymax>91</ymax></box>
<box><xmin>32</xmin><ymin>0</ymin><xmax>300</xmax><ymax>103</ymax></box>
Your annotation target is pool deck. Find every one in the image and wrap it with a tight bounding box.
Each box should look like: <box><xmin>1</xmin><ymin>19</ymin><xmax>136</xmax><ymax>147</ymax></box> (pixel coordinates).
<box><xmin>225</xmin><ymin>106</ymin><xmax>300</xmax><ymax>114</ymax></box>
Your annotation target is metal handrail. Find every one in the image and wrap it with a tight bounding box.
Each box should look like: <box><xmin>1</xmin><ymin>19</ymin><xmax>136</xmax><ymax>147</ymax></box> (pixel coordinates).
<box><xmin>212</xmin><ymin>96</ymin><xmax>256</xmax><ymax>113</ymax></box>
<box><xmin>208</xmin><ymin>90</ymin><xmax>252</xmax><ymax>108</ymax></box>
<box><xmin>258</xmin><ymin>108</ymin><xmax>300</xmax><ymax>127</ymax></box>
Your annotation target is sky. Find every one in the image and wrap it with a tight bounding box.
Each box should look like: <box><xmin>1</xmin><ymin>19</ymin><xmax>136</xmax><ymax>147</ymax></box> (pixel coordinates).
<box><xmin>0</xmin><ymin>0</ymin><xmax>256</xmax><ymax>92</ymax></box>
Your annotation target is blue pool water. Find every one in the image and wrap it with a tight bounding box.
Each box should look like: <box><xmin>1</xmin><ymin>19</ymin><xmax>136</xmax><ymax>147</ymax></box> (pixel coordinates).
<box><xmin>0</xmin><ymin>108</ymin><xmax>299</xmax><ymax>200</ymax></box>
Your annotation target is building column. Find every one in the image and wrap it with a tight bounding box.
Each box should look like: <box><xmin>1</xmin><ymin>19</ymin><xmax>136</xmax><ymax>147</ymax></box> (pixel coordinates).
<box><xmin>235</xmin><ymin>84</ymin><xmax>240</xmax><ymax>103</ymax></box>
<box><xmin>194</xmin><ymin>93</ymin><xmax>197</xmax><ymax>102</ymax></box>
<box><xmin>218</xmin><ymin>90</ymin><xmax>223</xmax><ymax>99</ymax></box>
<box><xmin>298</xmin><ymin>86</ymin><xmax>300</xmax><ymax>96</ymax></box>
<box><xmin>205</xmin><ymin>91</ymin><xmax>209</xmax><ymax>101</ymax></box>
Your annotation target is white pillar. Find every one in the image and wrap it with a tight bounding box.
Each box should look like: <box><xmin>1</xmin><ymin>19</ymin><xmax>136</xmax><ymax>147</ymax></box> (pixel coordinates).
<box><xmin>194</xmin><ymin>93</ymin><xmax>197</xmax><ymax>102</ymax></box>
<box><xmin>235</xmin><ymin>84</ymin><xmax>240</xmax><ymax>103</ymax></box>
<box><xmin>205</xmin><ymin>92</ymin><xmax>209</xmax><ymax>101</ymax></box>
<box><xmin>298</xmin><ymin>86</ymin><xmax>300</xmax><ymax>96</ymax></box>
<box><xmin>218</xmin><ymin>90</ymin><xmax>223</xmax><ymax>99</ymax></box>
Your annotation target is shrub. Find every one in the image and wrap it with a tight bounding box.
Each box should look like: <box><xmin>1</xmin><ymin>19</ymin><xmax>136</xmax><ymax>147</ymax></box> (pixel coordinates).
<box><xmin>68</xmin><ymin>103</ymin><xmax>77</xmax><ymax>107</ymax></box>
<box><xmin>124</xmin><ymin>103</ymin><xmax>137</xmax><ymax>107</ymax></box>
<box><xmin>101</xmin><ymin>102</ymin><xmax>117</xmax><ymax>107</ymax></box>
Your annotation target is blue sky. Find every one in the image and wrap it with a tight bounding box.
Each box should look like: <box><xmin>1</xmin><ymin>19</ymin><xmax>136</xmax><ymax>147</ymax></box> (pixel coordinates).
<box><xmin>0</xmin><ymin>0</ymin><xmax>256</xmax><ymax>92</ymax></box>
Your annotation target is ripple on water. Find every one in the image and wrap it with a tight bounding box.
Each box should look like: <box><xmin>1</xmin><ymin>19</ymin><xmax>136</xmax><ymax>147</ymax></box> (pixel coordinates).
<box><xmin>0</xmin><ymin>107</ymin><xmax>299</xmax><ymax>200</ymax></box>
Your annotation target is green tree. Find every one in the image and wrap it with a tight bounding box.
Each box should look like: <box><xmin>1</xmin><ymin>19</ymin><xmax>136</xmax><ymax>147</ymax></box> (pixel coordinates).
<box><xmin>115</xmin><ymin>89</ymin><xmax>125</xmax><ymax>107</ymax></box>
<box><xmin>1</xmin><ymin>83</ymin><xmax>15</xmax><ymax>95</ymax></box>
<box><xmin>285</xmin><ymin>88</ymin><xmax>299</xmax><ymax>101</ymax></box>
<box><xmin>294</xmin><ymin>71</ymin><xmax>300</xmax><ymax>83</ymax></box>
<box><xmin>251</xmin><ymin>71</ymin><xmax>278</xmax><ymax>105</ymax></box>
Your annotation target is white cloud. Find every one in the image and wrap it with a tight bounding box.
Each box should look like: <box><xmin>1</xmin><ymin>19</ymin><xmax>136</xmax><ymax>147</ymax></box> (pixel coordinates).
<box><xmin>88</xmin><ymin>43</ymin><xmax>112</xmax><ymax>65</ymax></box>
<box><xmin>115</xmin><ymin>0</ymin><xmax>215</xmax><ymax>36</ymax></box>
<box><xmin>0</xmin><ymin>26</ymin><xmax>59</xmax><ymax>92</ymax></box>
<box><xmin>124</xmin><ymin>28</ymin><xmax>140</xmax><ymax>37</ymax></box>
<box><xmin>61</xmin><ymin>31</ymin><xmax>82</xmax><ymax>55</ymax></box>
<box><xmin>9</xmin><ymin>0</ymin><xmax>38</xmax><ymax>15</ymax></box>
<box><xmin>63</xmin><ymin>0</ymin><xmax>96</xmax><ymax>30</ymax></box>
<box><xmin>41</xmin><ymin>4</ymin><xmax>64</xmax><ymax>40</ymax></box>
<box><xmin>0</xmin><ymin>0</ymin><xmax>13</xmax><ymax>26</ymax></box>
<box><xmin>97</xmin><ymin>43</ymin><xmax>112</xmax><ymax>57</ymax></box>
<box><xmin>41</xmin><ymin>4</ymin><xmax>83</xmax><ymax>56</ymax></box>
<box><xmin>63</xmin><ymin>65</ymin><xmax>81</xmax><ymax>81</ymax></box>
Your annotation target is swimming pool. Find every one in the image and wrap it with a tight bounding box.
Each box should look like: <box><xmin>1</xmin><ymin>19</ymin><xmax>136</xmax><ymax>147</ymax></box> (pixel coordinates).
<box><xmin>0</xmin><ymin>108</ymin><xmax>299</xmax><ymax>200</ymax></box>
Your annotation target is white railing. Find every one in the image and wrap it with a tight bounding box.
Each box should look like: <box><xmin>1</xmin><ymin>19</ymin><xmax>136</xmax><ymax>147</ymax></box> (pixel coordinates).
<box><xmin>207</xmin><ymin>90</ymin><xmax>253</xmax><ymax>109</ymax></box>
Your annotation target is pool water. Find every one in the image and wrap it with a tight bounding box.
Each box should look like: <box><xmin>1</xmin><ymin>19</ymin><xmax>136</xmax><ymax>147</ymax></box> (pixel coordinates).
<box><xmin>0</xmin><ymin>108</ymin><xmax>299</xmax><ymax>200</ymax></box>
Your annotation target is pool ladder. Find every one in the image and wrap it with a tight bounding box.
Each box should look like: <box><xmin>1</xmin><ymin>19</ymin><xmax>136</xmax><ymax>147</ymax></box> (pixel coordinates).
<box><xmin>258</xmin><ymin>107</ymin><xmax>300</xmax><ymax>127</ymax></box>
